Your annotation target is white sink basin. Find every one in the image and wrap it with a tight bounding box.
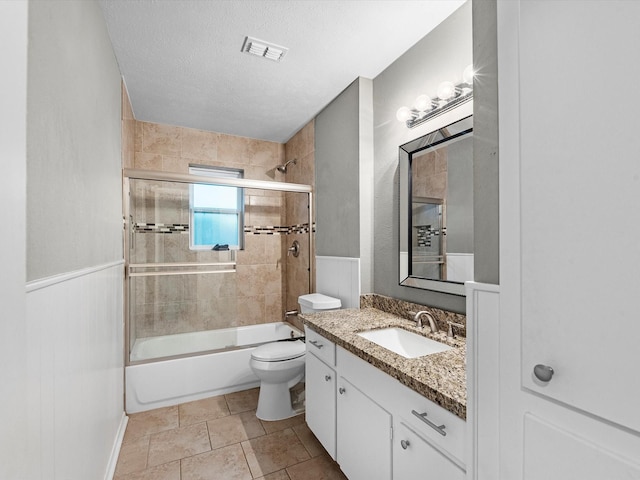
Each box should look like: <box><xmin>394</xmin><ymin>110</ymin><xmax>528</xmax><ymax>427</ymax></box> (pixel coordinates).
<box><xmin>357</xmin><ymin>327</ymin><xmax>453</xmax><ymax>358</ymax></box>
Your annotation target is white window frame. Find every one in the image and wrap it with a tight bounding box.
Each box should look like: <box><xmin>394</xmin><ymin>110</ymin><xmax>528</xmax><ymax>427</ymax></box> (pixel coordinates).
<box><xmin>188</xmin><ymin>165</ymin><xmax>244</xmax><ymax>251</ymax></box>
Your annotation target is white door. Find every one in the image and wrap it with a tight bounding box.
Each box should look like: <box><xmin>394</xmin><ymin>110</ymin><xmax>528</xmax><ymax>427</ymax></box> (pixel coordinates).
<box><xmin>305</xmin><ymin>353</ymin><xmax>336</xmax><ymax>459</ymax></box>
<box><xmin>337</xmin><ymin>377</ymin><xmax>392</xmax><ymax>480</ymax></box>
<box><xmin>493</xmin><ymin>1</ymin><xmax>640</xmax><ymax>478</ymax></box>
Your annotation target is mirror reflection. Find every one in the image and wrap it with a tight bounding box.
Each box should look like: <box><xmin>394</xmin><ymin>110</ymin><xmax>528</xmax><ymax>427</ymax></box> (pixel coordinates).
<box><xmin>399</xmin><ymin>115</ymin><xmax>473</xmax><ymax>296</ymax></box>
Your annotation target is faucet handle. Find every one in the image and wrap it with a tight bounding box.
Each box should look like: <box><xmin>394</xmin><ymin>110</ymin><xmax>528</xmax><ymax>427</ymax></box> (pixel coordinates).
<box><xmin>447</xmin><ymin>321</ymin><xmax>465</xmax><ymax>338</ymax></box>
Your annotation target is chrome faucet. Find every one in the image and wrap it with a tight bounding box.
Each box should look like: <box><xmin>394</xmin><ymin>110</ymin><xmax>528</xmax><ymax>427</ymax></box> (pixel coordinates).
<box><xmin>284</xmin><ymin>310</ymin><xmax>298</xmax><ymax>321</ymax></box>
<box><xmin>410</xmin><ymin>310</ymin><xmax>438</xmax><ymax>333</ymax></box>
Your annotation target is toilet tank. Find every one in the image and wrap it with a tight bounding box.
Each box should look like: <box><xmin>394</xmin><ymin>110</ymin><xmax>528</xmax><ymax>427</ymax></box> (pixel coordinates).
<box><xmin>298</xmin><ymin>293</ymin><xmax>342</xmax><ymax>313</ymax></box>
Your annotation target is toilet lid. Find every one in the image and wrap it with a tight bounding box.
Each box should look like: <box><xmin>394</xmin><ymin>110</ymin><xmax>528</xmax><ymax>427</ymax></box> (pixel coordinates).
<box><xmin>251</xmin><ymin>340</ymin><xmax>306</xmax><ymax>362</ymax></box>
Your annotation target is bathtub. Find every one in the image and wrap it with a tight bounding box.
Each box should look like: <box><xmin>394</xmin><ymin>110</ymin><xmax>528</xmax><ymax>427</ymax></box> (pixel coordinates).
<box><xmin>125</xmin><ymin>322</ymin><xmax>303</xmax><ymax>413</ymax></box>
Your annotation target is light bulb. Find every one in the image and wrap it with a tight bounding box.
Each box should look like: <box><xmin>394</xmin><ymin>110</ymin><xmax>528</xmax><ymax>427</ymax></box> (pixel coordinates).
<box><xmin>437</xmin><ymin>81</ymin><xmax>456</xmax><ymax>100</ymax></box>
<box><xmin>414</xmin><ymin>95</ymin><xmax>433</xmax><ymax>112</ymax></box>
<box><xmin>396</xmin><ymin>106</ymin><xmax>413</xmax><ymax>122</ymax></box>
<box><xmin>463</xmin><ymin>64</ymin><xmax>474</xmax><ymax>84</ymax></box>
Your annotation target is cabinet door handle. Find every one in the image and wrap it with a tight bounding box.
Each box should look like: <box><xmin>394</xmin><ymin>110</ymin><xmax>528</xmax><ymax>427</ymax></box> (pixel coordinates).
<box><xmin>339</xmin><ymin>387</ymin><xmax>346</xmax><ymax>394</ymax></box>
<box><xmin>400</xmin><ymin>439</ymin><xmax>410</xmax><ymax>450</ymax></box>
<box><xmin>324</xmin><ymin>375</ymin><xmax>331</xmax><ymax>381</ymax></box>
<box><xmin>308</xmin><ymin>340</ymin><xmax>324</xmax><ymax>349</ymax></box>
<box><xmin>411</xmin><ymin>410</ymin><xmax>447</xmax><ymax>436</ymax></box>
<box><xmin>533</xmin><ymin>364</ymin><xmax>554</xmax><ymax>382</ymax></box>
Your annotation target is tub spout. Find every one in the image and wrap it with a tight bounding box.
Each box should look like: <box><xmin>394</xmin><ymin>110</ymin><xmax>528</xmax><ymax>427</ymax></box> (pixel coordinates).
<box><xmin>284</xmin><ymin>310</ymin><xmax>298</xmax><ymax>321</ymax></box>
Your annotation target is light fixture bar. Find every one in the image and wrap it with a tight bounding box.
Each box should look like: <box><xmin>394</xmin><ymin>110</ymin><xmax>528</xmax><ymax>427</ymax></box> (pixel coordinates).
<box><xmin>406</xmin><ymin>87</ymin><xmax>473</xmax><ymax>129</ymax></box>
<box><xmin>397</xmin><ymin>64</ymin><xmax>475</xmax><ymax>129</ymax></box>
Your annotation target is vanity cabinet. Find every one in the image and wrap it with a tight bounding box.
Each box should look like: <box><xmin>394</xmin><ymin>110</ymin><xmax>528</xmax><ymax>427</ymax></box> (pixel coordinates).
<box><xmin>305</xmin><ymin>325</ymin><xmax>465</xmax><ymax>479</ymax></box>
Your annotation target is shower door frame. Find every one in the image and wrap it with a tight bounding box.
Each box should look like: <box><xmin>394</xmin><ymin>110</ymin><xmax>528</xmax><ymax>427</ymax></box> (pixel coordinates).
<box><xmin>122</xmin><ymin>168</ymin><xmax>314</xmax><ymax>366</ymax></box>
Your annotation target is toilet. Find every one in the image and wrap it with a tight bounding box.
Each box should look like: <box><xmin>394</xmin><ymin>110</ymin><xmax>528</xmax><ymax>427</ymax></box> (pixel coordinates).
<box><xmin>250</xmin><ymin>293</ymin><xmax>341</xmax><ymax>421</ymax></box>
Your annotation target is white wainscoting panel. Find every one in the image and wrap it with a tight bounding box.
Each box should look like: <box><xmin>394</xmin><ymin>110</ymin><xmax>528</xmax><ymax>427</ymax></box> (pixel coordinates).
<box><xmin>316</xmin><ymin>256</ymin><xmax>361</xmax><ymax>308</ymax></box>
<box><xmin>446</xmin><ymin>253</ymin><xmax>474</xmax><ymax>283</ymax></box>
<box><xmin>466</xmin><ymin>281</ymin><xmax>500</xmax><ymax>480</ymax></box>
<box><xmin>26</xmin><ymin>261</ymin><xmax>125</xmax><ymax>480</ymax></box>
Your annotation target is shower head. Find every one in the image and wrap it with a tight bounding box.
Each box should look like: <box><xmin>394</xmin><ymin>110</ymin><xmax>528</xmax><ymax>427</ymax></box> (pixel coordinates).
<box><xmin>276</xmin><ymin>159</ymin><xmax>297</xmax><ymax>174</ymax></box>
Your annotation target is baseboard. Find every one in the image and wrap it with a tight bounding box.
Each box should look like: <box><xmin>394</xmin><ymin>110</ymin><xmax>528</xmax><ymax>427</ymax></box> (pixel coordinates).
<box><xmin>104</xmin><ymin>412</ymin><xmax>129</xmax><ymax>480</ymax></box>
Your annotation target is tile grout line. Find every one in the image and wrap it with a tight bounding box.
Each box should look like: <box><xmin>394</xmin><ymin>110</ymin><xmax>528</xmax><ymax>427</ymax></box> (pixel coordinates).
<box><xmin>239</xmin><ymin>439</ymin><xmax>256</xmax><ymax>479</ymax></box>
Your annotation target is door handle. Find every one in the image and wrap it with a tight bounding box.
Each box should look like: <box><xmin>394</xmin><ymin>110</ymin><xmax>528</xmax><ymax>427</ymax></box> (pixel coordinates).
<box><xmin>534</xmin><ymin>364</ymin><xmax>554</xmax><ymax>382</ymax></box>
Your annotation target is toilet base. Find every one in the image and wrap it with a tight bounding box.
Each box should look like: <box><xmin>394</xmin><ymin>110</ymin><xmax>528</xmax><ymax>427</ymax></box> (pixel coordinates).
<box><xmin>256</xmin><ymin>381</ymin><xmax>302</xmax><ymax>421</ymax></box>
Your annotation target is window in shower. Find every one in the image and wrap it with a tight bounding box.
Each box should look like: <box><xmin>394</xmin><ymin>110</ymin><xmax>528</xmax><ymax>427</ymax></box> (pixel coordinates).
<box><xmin>189</xmin><ymin>165</ymin><xmax>244</xmax><ymax>250</ymax></box>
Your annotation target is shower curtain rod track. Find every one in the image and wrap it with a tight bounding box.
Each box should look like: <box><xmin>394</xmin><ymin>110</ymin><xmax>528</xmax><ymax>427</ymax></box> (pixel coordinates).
<box><xmin>123</xmin><ymin>168</ymin><xmax>313</xmax><ymax>193</ymax></box>
<box><xmin>129</xmin><ymin>262</ymin><xmax>236</xmax><ymax>268</ymax></box>
<box><xmin>128</xmin><ymin>269</ymin><xmax>236</xmax><ymax>277</ymax></box>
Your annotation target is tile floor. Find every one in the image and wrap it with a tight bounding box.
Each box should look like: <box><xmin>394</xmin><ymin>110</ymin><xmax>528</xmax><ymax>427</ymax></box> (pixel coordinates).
<box><xmin>115</xmin><ymin>388</ymin><xmax>348</xmax><ymax>480</ymax></box>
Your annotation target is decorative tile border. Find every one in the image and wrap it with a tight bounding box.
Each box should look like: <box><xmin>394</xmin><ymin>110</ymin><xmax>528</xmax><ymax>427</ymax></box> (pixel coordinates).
<box><xmin>415</xmin><ymin>225</ymin><xmax>432</xmax><ymax>247</ymax></box>
<box><xmin>134</xmin><ymin>223</ymin><xmax>188</xmax><ymax>233</ymax></box>
<box><xmin>134</xmin><ymin>222</ymin><xmax>316</xmax><ymax>235</ymax></box>
<box><xmin>244</xmin><ymin>223</ymin><xmax>315</xmax><ymax>235</ymax></box>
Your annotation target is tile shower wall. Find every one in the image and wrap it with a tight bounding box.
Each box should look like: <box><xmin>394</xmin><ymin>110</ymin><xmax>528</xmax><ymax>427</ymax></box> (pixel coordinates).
<box><xmin>123</xmin><ymin>103</ymin><xmax>315</xmax><ymax>341</ymax></box>
<box><xmin>411</xmin><ymin>147</ymin><xmax>448</xmax><ymax>280</ymax></box>
<box><xmin>284</xmin><ymin>121</ymin><xmax>315</xmax><ymax>330</ymax></box>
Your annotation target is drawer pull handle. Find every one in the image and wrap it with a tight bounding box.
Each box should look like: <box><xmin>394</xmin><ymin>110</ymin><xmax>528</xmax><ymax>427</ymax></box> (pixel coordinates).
<box><xmin>400</xmin><ymin>439</ymin><xmax>410</xmax><ymax>450</ymax></box>
<box><xmin>339</xmin><ymin>387</ymin><xmax>346</xmax><ymax>394</ymax></box>
<box><xmin>411</xmin><ymin>409</ymin><xmax>447</xmax><ymax>436</ymax></box>
<box><xmin>309</xmin><ymin>340</ymin><xmax>324</xmax><ymax>349</ymax></box>
<box><xmin>324</xmin><ymin>375</ymin><xmax>331</xmax><ymax>381</ymax></box>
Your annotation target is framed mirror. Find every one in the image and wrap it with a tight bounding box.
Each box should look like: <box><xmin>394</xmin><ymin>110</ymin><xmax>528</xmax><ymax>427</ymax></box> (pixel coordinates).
<box><xmin>399</xmin><ymin>115</ymin><xmax>473</xmax><ymax>296</ymax></box>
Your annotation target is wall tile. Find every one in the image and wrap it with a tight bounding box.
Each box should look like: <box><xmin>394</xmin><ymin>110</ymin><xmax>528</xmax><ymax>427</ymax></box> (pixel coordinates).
<box><xmin>161</xmin><ymin>155</ymin><xmax>187</xmax><ymax>173</ymax></box>
<box><xmin>134</xmin><ymin>152</ymin><xmax>162</xmax><ymax>171</ymax></box>
<box><xmin>237</xmin><ymin>296</ymin><xmax>265</xmax><ymax>324</ymax></box>
<box><xmin>181</xmin><ymin>127</ymin><xmax>218</xmax><ymax>162</ymax></box>
<box><xmin>135</xmin><ymin>120</ymin><xmax>143</xmax><ymax>153</ymax></box>
<box><xmin>142</xmin><ymin>122</ymin><xmax>181</xmax><ymax>156</ymax></box>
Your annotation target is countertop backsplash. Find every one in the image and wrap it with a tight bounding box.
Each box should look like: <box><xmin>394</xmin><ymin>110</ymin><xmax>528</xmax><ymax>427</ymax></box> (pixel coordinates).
<box><xmin>360</xmin><ymin>293</ymin><xmax>466</xmax><ymax>338</ymax></box>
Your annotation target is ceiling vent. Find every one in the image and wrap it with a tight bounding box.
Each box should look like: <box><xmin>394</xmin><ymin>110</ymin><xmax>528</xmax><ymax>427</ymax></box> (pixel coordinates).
<box><xmin>241</xmin><ymin>36</ymin><xmax>288</xmax><ymax>62</ymax></box>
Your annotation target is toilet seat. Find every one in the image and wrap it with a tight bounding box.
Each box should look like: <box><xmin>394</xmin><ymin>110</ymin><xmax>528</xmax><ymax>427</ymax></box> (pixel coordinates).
<box><xmin>251</xmin><ymin>340</ymin><xmax>305</xmax><ymax>362</ymax></box>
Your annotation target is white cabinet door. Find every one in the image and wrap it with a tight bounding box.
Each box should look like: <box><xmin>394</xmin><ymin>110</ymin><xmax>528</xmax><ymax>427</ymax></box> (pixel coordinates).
<box><xmin>394</xmin><ymin>421</ymin><xmax>465</xmax><ymax>480</ymax></box>
<box><xmin>305</xmin><ymin>353</ymin><xmax>336</xmax><ymax>459</ymax></box>
<box><xmin>489</xmin><ymin>1</ymin><xmax>640</xmax><ymax>479</ymax></box>
<box><xmin>516</xmin><ymin>0</ymin><xmax>640</xmax><ymax>434</ymax></box>
<box><xmin>337</xmin><ymin>377</ymin><xmax>392</xmax><ymax>480</ymax></box>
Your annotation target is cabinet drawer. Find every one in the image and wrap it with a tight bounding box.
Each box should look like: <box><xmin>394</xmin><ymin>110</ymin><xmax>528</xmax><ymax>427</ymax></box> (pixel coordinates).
<box><xmin>395</xmin><ymin>384</ymin><xmax>466</xmax><ymax>466</ymax></box>
<box><xmin>304</xmin><ymin>326</ymin><xmax>336</xmax><ymax>366</ymax></box>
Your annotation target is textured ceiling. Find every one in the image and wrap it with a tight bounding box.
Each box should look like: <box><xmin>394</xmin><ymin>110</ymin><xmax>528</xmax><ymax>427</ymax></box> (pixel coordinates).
<box><xmin>99</xmin><ymin>0</ymin><xmax>466</xmax><ymax>143</ymax></box>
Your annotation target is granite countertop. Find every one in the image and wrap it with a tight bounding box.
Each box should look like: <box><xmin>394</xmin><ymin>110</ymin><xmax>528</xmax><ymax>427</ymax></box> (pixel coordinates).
<box><xmin>300</xmin><ymin>307</ymin><xmax>466</xmax><ymax>420</ymax></box>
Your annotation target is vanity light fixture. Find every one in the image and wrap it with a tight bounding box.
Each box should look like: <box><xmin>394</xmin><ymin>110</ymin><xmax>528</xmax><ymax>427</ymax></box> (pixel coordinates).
<box><xmin>397</xmin><ymin>64</ymin><xmax>474</xmax><ymax>128</ymax></box>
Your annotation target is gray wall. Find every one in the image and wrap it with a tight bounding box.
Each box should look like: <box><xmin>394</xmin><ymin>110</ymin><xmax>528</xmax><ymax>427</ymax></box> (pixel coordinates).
<box><xmin>316</xmin><ymin>79</ymin><xmax>362</xmax><ymax>258</ymax></box>
<box><xmin>27</xmin><ymin>0</ymin><xmax>123</xmax><ymax>281</ymax></box>
<box><xmin>372</xmin><ymin>1</ymin><xmax>472</xmax><ymax>313</ymax></box>
<box><xmin>472</xmin><ymin>0</ymin><xmax>499</xmax><ymax>284</ymax></box>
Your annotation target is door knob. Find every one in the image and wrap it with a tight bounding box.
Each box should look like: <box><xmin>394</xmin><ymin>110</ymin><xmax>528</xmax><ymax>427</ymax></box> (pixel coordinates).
<box><xmin>400</xmin><ymin>440</ymin><xmax>410</xmax><ymax>450</ymax></box>
<box><xmin>533</xmin><ymin>364</ymin><xmax>554</xmax><ymax>382</ymax></box>
<box><xmin>339</xmin><ymin>387</ymin><xmax>346</xmax><ymax>394</ymax></box>
<box><xmin>324</xmin><ymin>375</ymin><xmax>331</xmax><ymax>381</ymax></box>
